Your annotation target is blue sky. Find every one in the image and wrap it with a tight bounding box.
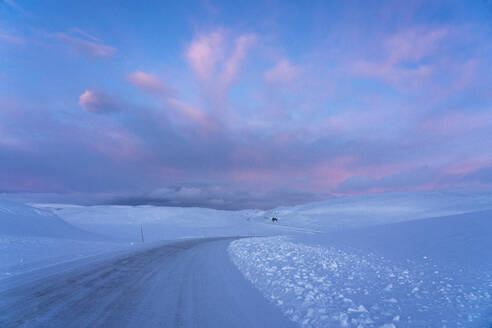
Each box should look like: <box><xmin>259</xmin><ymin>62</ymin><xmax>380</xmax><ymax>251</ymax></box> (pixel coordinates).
<box><xmin>1</xmin><ymin>0</ymin><xmax>492</xmax><ymax>208</ymax></box>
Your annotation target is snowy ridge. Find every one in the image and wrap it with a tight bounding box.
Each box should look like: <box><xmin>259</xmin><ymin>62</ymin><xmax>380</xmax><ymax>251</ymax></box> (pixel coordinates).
<box><xmin>228</xmin><ymin>237</ymin><xmax>492</xmax><ymax>328</ymax></box>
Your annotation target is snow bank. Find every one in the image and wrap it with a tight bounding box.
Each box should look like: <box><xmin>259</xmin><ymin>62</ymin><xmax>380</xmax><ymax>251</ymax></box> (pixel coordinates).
<box><xmin>229</xmin><ymin>237</ymin><xmax>492</xmax><ymax>328</ymax></box>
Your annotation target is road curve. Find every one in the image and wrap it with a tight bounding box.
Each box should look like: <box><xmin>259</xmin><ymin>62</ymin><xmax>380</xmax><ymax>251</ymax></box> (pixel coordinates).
<box><xmin>0</xmin><ymin>237</ymin><xmax>296</xmax><ymax>328</ymax></box>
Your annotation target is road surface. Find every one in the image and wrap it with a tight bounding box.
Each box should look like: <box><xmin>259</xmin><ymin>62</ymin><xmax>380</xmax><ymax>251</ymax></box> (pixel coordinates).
<box><xmin>0</xmin><ymin>237</ymin><xmax>296</xmax><ymax>328</ymax></box>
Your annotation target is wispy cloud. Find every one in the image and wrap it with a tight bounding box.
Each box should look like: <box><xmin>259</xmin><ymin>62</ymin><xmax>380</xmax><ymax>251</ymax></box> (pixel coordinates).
<box><xmin>186</xmin><ymin>30</ymin><xmax>224</xmax><ymax>81</ymax></box>
<box><xmin>88</xmin><ymin>128</ymin><xmax>146</xmax><ymax>161</ymax></box>
<box><xmin>127</xmin><ymin>71</ymin><xmax>176</xmax><ymax>97</ymax></box>
<box><xmin>69</xmin><ymin>27</ymin><xmax>101</xmax><ymax>42</ymax></box>
<box><xmin>185</xmin><ymin>29</ymin><xmax>256</xmax><ymax>117</ymax></box>
<box><xmin>264</xmin><ymin>59</ymin><xmax>299</xmax><ymax>84</ymax></box>
<box><xmin>3</xmin><ymin>0</ymin><xmax>27</xmax><ymax>15</ymax></box>
<box><xmin>126</xmin><ymin>71</ymin><xmax>213</xmax><ymax>131</ymax></box>
<box><xmin>55</xmin><ymin>30</ymin><xmax>116</xmax><ymax>57</ymax></box>
<box><xmin>351</xmin><ymin>26</ymin><xmax>449</xmax><ymax>89</ymax></box>
<box><xmin>186</xmin><ymin>29</ymin><xmax>256</xmax><ymax>85</ymax></box>
<box><xmin>221</xmin><ymin>33</ymin><xmax>256</xmax><ymax>86</ymax></box>
<box><xmin>0</xmin><ymin>29</ymin><xmax>24</xmax><ymax>44</ymax></box>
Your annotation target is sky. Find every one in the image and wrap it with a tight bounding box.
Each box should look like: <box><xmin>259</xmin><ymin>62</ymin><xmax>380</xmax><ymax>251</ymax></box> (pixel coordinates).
<box><xmin>1</xmin><ymin>0</ymin><xmax>492</xmax><ymax>209</ymax></box>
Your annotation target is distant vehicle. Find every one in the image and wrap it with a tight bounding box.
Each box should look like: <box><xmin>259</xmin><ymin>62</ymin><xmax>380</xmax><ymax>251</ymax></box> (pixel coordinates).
<box><xmin>271</xmin><ymin>217</ymin><xmax>278</xmax><ymax>222</ymax></box>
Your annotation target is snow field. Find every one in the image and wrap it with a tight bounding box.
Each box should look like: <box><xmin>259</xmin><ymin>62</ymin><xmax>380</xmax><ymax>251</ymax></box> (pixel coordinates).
<box><xmin>228</xmin><ymin>237</ymin><xmax>492</xmax><ymax>328</ymax></box>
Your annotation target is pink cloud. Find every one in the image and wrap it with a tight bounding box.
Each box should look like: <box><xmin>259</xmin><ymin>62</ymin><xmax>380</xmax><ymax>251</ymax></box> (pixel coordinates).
<box><xmin>350</xmin><ymin>26</ymin><xmax>448</xmax><ymax>88</ymax></box>
<box><xmin>165</xmin><ymin>97</ymin><xmax>218</xmax><ymax>133</ymax></box>
<box><xmin>128</xmin><ymin>71</ymin><xmax>176</xmax><ymax>96</ymax></box>
<box><xmin>126</xmin><ymin>70</ymin><xmax>216</xmax><ymax>132</ymax></box>
<box><xmin>443</xmin><ymin>158</ymin><xmax>492</xmax><ymax>175</ymax></box>
<box><xmin>186</xmin><ymin>30</ymin><xmax>224</xmax><ymax>80</ymax></box>
<box><xmin>385</xmin><ymin>27</ymin><xmax>448</xmax><ymax>65</ymax></box>
<box><xmin>186</xmin><ymin>29</ymin><xmax>256</xmax><ymax>86</ymax></box>
<box><xmin>184</xmin><ymin>29</ymin><xmax>256</xmax><ymax>119</ymax></box>
<box><xmin>308</xmin><ymin>157</ymin><xmax>356</xmax><ymax>191</ymax></box>
<box><xmin>221</xmin><ymin>33</ymin><xmax>256</xmax><ymax>85</ymax></box>
<box><xmin>88</xmin><ymin>128</ymin><xmax>147</xmax><ymax>161</ymax></box>
<box><xmin>79</xmin><ymin>90</ymin><xmax>120</xmax><ymax>114</ymax></box>
<box><xmin>264</xmin><ymin>59</ymin><xmax>300</xmax><ymax>84</ymax></box>
<box><xmin>56</xmin><ymin>31</ymin><xmax>116</xmax><ymax>57</ymax></box>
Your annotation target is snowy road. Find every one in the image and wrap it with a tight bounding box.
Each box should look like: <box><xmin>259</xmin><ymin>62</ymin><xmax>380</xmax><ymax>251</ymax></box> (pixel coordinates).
<box><xmin>0</xmin><ymin>237</ymin><xmax>296</xmax><ymax>328</ymax></box>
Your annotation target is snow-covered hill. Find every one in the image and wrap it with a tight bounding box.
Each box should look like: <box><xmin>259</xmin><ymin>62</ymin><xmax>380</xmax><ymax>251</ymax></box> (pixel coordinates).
<box><xmin>0</xmin><ymin>199</ymin><xmax>123</xmax><ymax>277</ymax></box>
<box><xmin>34</xmin><ymin>204</ymin><xmax>268</xmax><ymax>241</ymax></box>
<box><xmin>263</xmin><ymin>190</ymin><xmax>492</xmax><ymax>231</ymax></box>
<box><xmin>0</xmin><ymin>199</ymin><xmax>97</xmax><ymax>239</ymax></box>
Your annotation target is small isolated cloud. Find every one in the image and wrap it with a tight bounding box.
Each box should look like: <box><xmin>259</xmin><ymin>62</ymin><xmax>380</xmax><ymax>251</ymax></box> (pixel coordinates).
<box><xmin>79</xmin><ymin>90</ymin><xmax>121</xmax><ymax>114</ymax></box>
<box><xmin>264</xmin><ymin>59</ymin><xmax>299</xmax><ymax>84</ymax></box>
<box><xmin>127</xmin><ymin>71</ymin><xmax>176</xmax><ymax>96</ymax></box>
<box><xmin>55</xmin><ymin>30</ymin><xmax>116</xmax><ymax>58</ymax></box>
